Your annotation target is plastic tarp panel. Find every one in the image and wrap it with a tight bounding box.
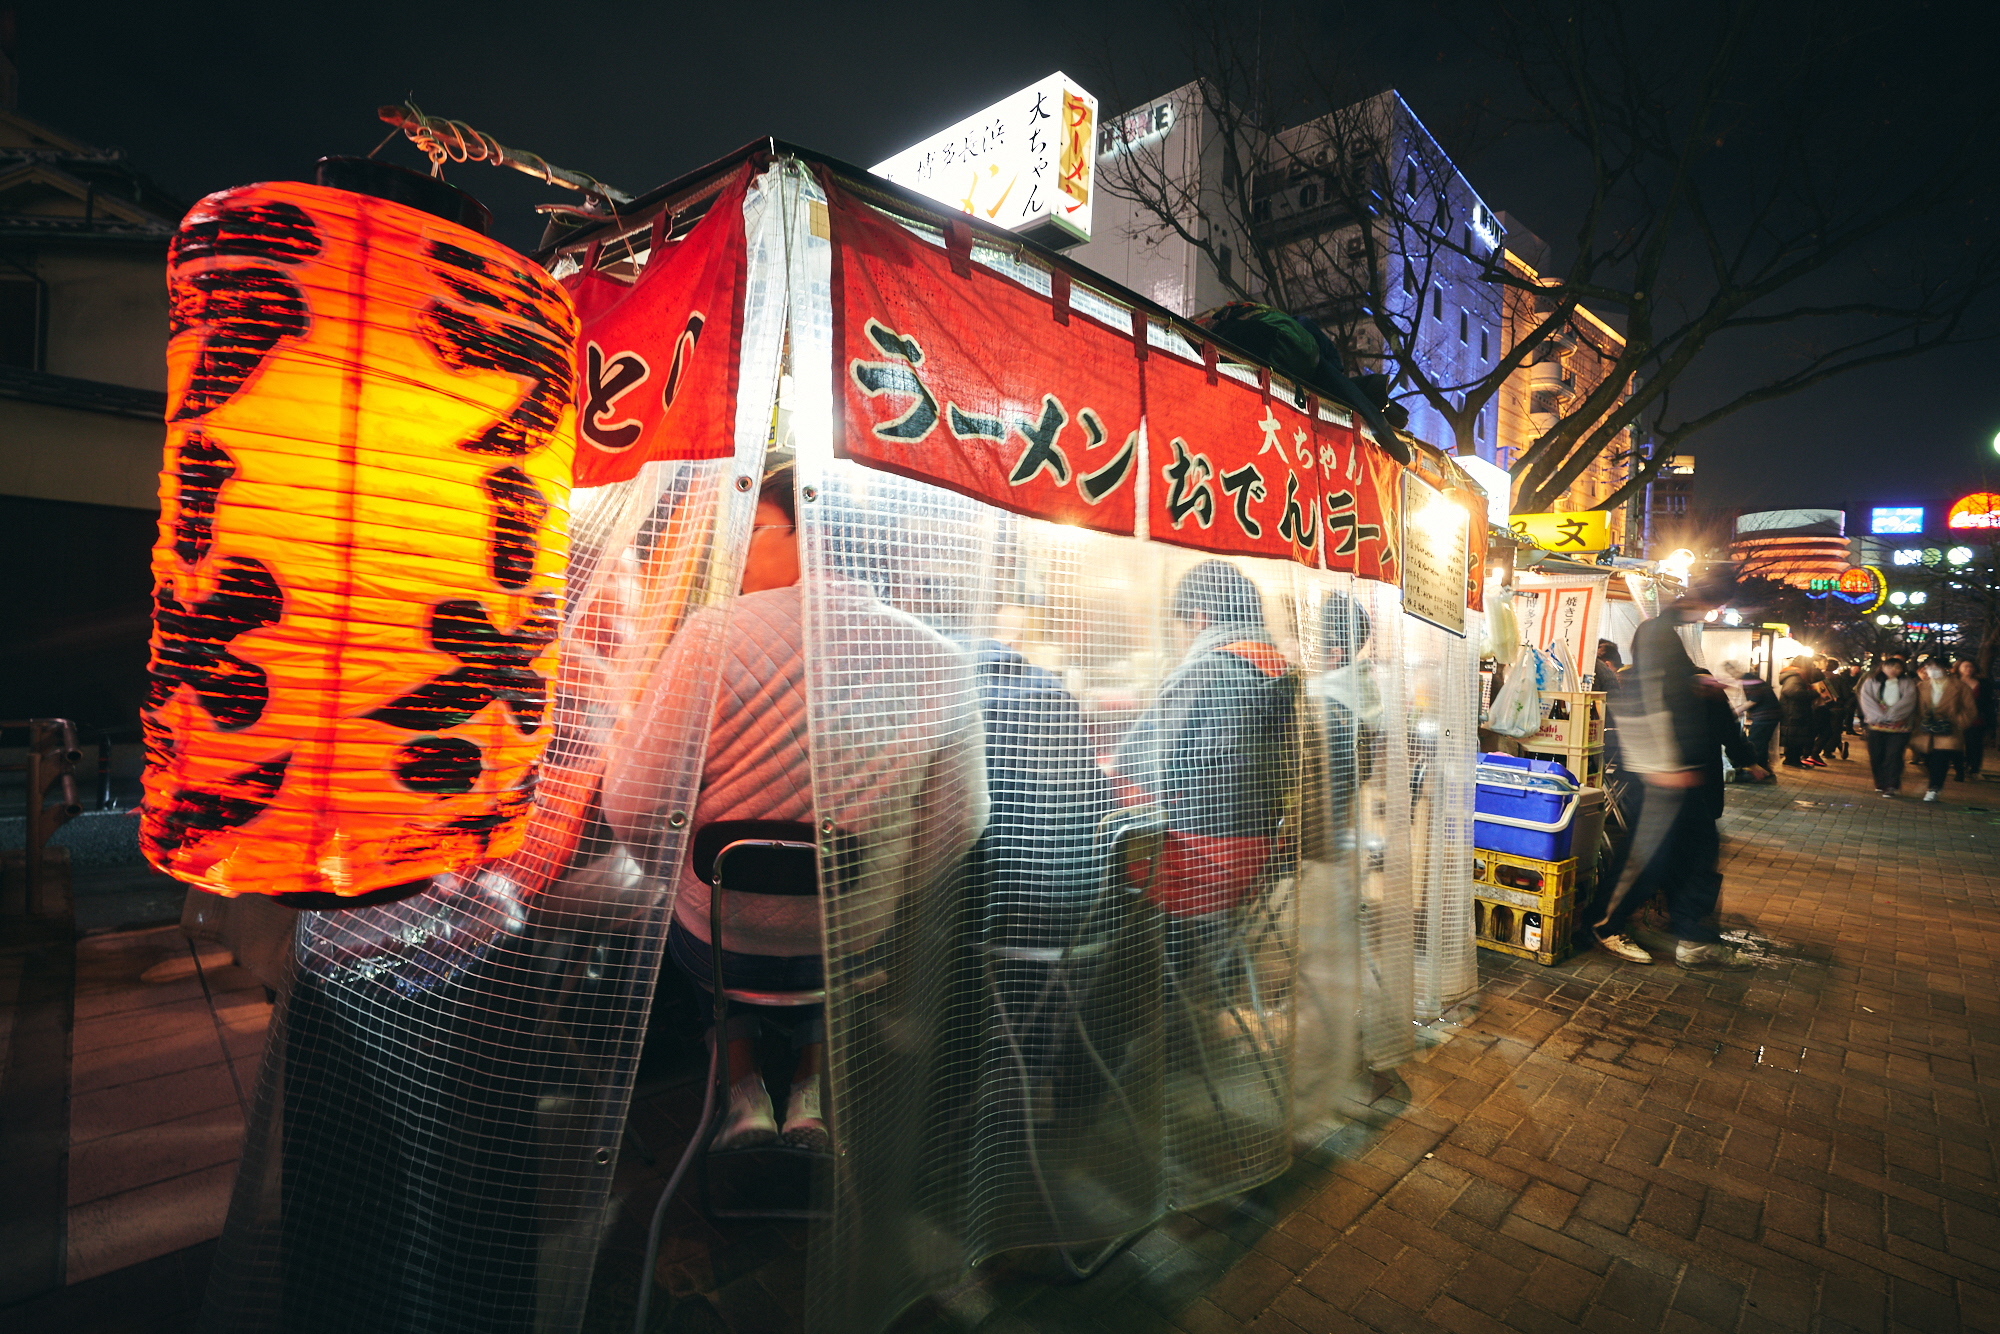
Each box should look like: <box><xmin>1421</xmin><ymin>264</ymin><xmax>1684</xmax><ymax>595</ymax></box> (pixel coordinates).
<box><xmin>787</xmin><ymin>165</ymin><xmax>1324</xmax><ymax>1332</ymax></box>
<box><xmin>1409</xmin><ymin>612</ymin><xmax>1481</xmax><ymax>1020</ymax></box>
<box><xmin>196</xmin><ymin>170</ymin><xmax>787</xmax><ymax>1334</ymax></box>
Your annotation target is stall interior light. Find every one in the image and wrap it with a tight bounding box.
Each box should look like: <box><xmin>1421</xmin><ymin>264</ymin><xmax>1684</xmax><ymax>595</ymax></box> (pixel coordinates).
<box><xmin>1948</xmin><ymin>546</ymin><xmax>1974</xmax><ymax>565</ymax></box>
<box><xmin>1658</xmin><ymin>548</ymin><xmax>1697</xmax><ymax>581</ymax></box>
<box><xmin>1723</xmin><ymin>610</ymin><xmax>1742</xmax><ymax>625</ymax></box>
<box><xmin>1703</xmin><ymin>609</ymin><xmax>1719</xmax><ymax>622</ymax></box>
<box><xmin>1876</xmin><ymin>614</ymin><xmax>1892</xmax><ymax>625</ymax></box>
<box><xmin>1890</xmin><ymin>591</ymin><xmax>1907</xmax><ymax>605</ymax></box>
<box><xmin>1909</xmin><ymin>591</ymin><xmax>1928</xmax><ymax>605</ymax></box>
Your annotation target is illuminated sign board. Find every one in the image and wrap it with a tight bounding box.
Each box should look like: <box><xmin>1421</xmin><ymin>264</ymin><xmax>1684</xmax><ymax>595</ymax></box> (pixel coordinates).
<box><xmin>1871</xmin><ymin>507</ymin><xmax>1924</xmax><ymax>534</ymax></box>
<box><xmin>1510</xmin><ymin>510</ymin><xmax>1611</xmax><ymax>552</ymax></box>
<box><xmin>873</xmin><ymin>72</ymin><xmax>1099</xmax><ymax>245</ymax></box>
<box><xmin>1098</xmin><ymin>96</ymin><xmax>1175</xmax><ymax>157</ymax></box>
<box><xmin>1947</xmin><ymin>492</ymin><xmax>2000</xmax><ymax>530</ymax></box>
<box><xmin>1805</xmin><ymin>565</ymin><xmax>1886</xmax><ymax>612</ymax></box>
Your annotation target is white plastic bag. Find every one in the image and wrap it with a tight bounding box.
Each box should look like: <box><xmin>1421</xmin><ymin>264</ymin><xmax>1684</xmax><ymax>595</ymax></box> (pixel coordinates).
<box><xmin>1487</xmin><ymin>646</ymin><xmax>1545</xmax><ymax>737</ymax></box>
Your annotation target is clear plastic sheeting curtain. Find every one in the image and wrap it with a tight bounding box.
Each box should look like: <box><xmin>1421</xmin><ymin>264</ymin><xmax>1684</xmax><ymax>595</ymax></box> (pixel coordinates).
<box><xmin>1409</xmin><ymin>613</ymin><xmax>1482</xmax><ymax>1021</ymax></box>
<box><xmin>196</xmin><ymin>170</ymin><xmax>787</xmax><ymax>1334</ymax></box>
<box><xmin>786</xmin><ymin>164</ymin><xmax>1349</xmax><ymax>1332</ymax></box>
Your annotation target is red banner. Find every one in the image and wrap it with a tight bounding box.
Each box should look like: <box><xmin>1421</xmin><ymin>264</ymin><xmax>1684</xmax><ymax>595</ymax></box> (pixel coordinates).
<box><xmin>1314</xmin><ymin>415</ymin><xmax>1403</xmax><ymax>586</ymax></box>
<box><xmin>566</xmin><ymin>165</ymin><xmax>751</xmax><ymax>485</ymax></box>
<box><xmin>823</xmin><ymin>170</ymin><xmax>1444</xmax><ymax>596</ymax></box>
<box><xmin>1142</xmin><ymin>352</ymin><xmax>1322</xmax><ymax>568</ymax></box>
<box><xmin>828</xmin><ymin>175</ymin><xmax>1143</xmax><ymax>536</ymax></box>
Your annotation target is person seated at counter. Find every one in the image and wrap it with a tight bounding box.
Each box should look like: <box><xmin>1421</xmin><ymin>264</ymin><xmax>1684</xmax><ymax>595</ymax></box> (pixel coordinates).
<box><xmin>605</xmin><ymin>467</ymin><xmax>823</xmax><ymax>1151</ymax></box>
<box><xmin>970</xmin><ymin>607</ymin><xmax>1116</xmax><ymax>949</ymax></box>
<box><xmin>1110</xmin><ymin>559</ymin><xmax>1302</xmax><ymax>920</ymax></box>
<box><xmin>1311</xmin><ymin>591</ymin><xmax>1379</xmax><ymax>843</ymax></box>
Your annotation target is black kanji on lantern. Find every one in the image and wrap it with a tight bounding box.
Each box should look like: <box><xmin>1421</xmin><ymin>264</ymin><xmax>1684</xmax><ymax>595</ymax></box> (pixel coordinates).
<box><xmin>171</xmin><ymin>431</ymin><xmax>237</xmax><ymax>566</ymax></box>
<box><xmin>481</xmin><ymin>467</ymin><xmax>552</xmax><ymax>590</ymax></box>
<box><xmin>422</xmin><ymin>241</ymin><xmax>576</xmax><ymax>458</ymax></box>
<box><xmin>367</xmin><ymin>594</ymin><xmax>560</xmax><ymax>735</ymax></box>
<box><xmin>147</xmin><ymin>556</ymin><xmax>285</xmax><ymax>731</ymax></box>
<box><xmin>149</xmin><ymin>751</ymin><xmax>293</xmax><ymax>856</ymax></box>
<box><xmin>168</xmin><ymin>200</ymin><xmax>321</xmax><ymax>422</ymax></box>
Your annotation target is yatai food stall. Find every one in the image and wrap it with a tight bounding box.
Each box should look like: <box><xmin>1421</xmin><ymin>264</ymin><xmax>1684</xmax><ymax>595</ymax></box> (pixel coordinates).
<box><xmin>148</xmin><ymin>132</ymin><xmax>1490</xmax><ymax>1334</ymax></box>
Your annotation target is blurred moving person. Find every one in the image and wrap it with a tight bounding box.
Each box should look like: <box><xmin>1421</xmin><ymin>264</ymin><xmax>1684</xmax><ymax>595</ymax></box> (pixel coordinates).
<box><xmin>1724</xmin><ymin>660</ymin><xmax>1780</xmax><ymax>780</ymax></box>
<box><xmin>1908</xmin><ymin>660</ymin><xmax>1980</xmax><ymax>803</ymax></box>
<box><xmin>1592</xmin><ymin>580</ymin><xmax>1768</xmax><ymax>970</ymax></box>
<box><xmin>1776</xmin><ymin>657</ymin><xmax>1824</xmax><ymax>769</ymax></box>
<box><xmin>1952</xmin><ymin>658</ymin><xmax>1993</xmax><ymax>781</ymax></box>
<box><xmin>1858</xmin><ymin>656</ymin><xmax>1918</xmax><ymax>796</ymax></box>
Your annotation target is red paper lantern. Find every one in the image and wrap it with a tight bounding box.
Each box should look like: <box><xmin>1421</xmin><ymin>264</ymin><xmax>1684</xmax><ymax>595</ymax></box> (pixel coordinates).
<box><xmin>141</xmin><ymin>176</ymin><xmax>577</xmax><ymax>904</ymax></box>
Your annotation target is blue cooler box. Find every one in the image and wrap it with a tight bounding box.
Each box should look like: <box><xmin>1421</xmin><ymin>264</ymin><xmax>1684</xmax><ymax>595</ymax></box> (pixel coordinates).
<box><xmin>1475</xmin><ymin>754</ymin><xmax>1581</xmax><ymax>860</ymax></box>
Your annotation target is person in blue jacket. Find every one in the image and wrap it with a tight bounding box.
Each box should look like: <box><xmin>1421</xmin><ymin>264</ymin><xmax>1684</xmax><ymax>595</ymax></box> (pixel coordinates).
<box><xmin>1112</xmin><ymin>559</ymin><xmax>1302</xmax><ymax>920</ymax></box>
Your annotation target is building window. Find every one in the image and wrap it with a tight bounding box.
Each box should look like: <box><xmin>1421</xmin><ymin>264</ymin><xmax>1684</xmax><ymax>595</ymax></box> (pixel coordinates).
<box><xmin>1463</xmin><ymin>225</ymin><xmax>1473</xmax><ymax>253</ymax></box>
<box><xmin>1459</xmin><ymin>309</ymin><xmax>1469</xmax><ymax>344</ymax></box>
<box><xmin>1475</xmin><ymin>407</ymin><xmax>1487</xmax><ymax>443</ymax></box>
<box><xmin>1403</xmin><ymin>265</ymin><xmax>1417</xmax><ymax>297</ymax></box>
<box><xmin>1299</xmin><ymin>182</ymin><xmax>1319</xmax><ymax>209</ymax></box>
<box><xmin>1218</xmin><ymin>246</ymin><xmax>1232</xmax><ymax>284</ymax></box>
<box><xmin>1432</xmin><ymin>288</ymin><xmax>1442</xmax><ymax>320</ymax></box>
<box><xmin>1405</xmin><ymin>161</ymin><xmax>1418</xmax><ymax>197</ymax></box>
<box><xmin>1</xmin><ymin>279</ymin><xmax>39</xmax><ymax>370</ymax></box>
<box><xmin>1480</xmin><ymin>326</ymin><xmax>1490</xmax><ymax>360</ymax></box>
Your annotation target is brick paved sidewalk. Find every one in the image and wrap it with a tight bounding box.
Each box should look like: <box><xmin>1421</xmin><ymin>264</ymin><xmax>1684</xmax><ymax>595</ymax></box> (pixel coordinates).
<box><xmin>889</xmin><ymin>753</ymin><xmax>2000</xmax><ymax>1334</ymax></box>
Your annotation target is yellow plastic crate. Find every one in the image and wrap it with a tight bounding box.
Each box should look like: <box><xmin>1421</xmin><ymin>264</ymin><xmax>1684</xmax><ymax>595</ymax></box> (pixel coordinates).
<box><xmin>1473</xmin><ymin>848</ymin><xmax>1576</xmax><ymax>902</ymax></box>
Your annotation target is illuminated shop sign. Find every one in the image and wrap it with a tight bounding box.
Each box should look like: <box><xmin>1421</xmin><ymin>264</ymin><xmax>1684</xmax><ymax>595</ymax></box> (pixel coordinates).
<box><xmin>1805</xmin><ymin>565</ymin><xmax>1885</xmax><ymax>612</ymax></box>
<box><xmin>1947</xmin><ymin>492</ymin><xmax>2000</xmax><ymax>530</ymax></box>
<box><xmin>873</xmin><ymin>72</ymin><xmax>1099</xmax><ymax>245</ymax></box>
<box><xmin>1870</xmin><ymin>506</ymin><xmax>1924</xmax><ymax>534</ymax></box>
<box><xmin>1098</xmin><ymin>97</ymin><xmax>1175</xmax><ymax>157</ymax></box>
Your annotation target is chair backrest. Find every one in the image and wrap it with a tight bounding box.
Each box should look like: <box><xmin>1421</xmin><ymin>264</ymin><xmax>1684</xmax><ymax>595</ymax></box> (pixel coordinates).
<box><xmin>692</xmin><ymin>819</ymin><xmax>818</xmax><ymax>896</ymax></box>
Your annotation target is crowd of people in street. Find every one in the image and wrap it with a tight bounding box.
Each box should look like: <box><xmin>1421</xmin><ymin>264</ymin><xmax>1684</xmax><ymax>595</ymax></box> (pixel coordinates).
<box><xmin>1587</xmin><ymin>594</ymin><xmax>1998</xmax><ymax>973</ymax></box>
<box><xmin>1732</xmin><ymin>651</ymin><xmax>1994</xmax><ymax>801</ymax></box>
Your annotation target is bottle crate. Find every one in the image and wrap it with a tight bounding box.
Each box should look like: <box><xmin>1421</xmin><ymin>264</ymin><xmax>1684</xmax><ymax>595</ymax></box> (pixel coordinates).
<box><xmin>1528</xmin><ymin>691</ymin><xmax>1605</xmax><ymax>750</ymax></box>
<box><xmin>1474</xmin><ymin>894</ymin><xmax>1575</xmax><ymax>965</ymax></box>
<box><xmin>1472</xmin><ymin>848</ymin><xmax>1579</xmax><ymax>965</ymax></box>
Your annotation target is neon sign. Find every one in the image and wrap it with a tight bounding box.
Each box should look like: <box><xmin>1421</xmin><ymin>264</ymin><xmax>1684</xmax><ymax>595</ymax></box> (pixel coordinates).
<box><xmin>1805</xmin><ymin>565</ymin><xmax>1885</xmax><ymax>612</ymax></box>
<box><xmin>1947</xmin><ymin>492</ymin><xmax>2000</xmax><ymax>530</ymax></box>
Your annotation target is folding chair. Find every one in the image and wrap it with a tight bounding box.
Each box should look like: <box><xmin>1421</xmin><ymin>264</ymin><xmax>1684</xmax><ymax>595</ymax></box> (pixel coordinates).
<box><xmin>981</xmin><ymin>806</ymin><xmax>1165</xmax><ymax>1278</ymax></box>
<box><xmin>634</xmin><ymin>819</ymin><xmax>827</xmax><ymax>1333</ymax></box>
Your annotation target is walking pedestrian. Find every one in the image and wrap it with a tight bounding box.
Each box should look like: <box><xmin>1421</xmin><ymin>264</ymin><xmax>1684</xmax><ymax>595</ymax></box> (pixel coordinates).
<box><xmin>1728</xmin><ymin>661</ymin><xmax>1780</xmax><ymax>777</ymax></box>
<box><xmin>1823</xmin><ymin>659</ymin><xmax>1858</xmax><ymax>759</ymax></box>
<box><xmin>1858</xmin><ymin>656</ymin><xmax>1919</xmax><ymax>796</ymax></box>
<box><xmin>1777</xmin><ymin>657</ymin><xmax>1824</xmax><ymax>769</ymax></box>
<box><xmin>1592</xmin><ymin>580</ymin><xmax>1769</xmax><ymax>970</ymax></box>
<box><xmin>1908</xmin><ymin>660</ymin><xmax>1980</xmax><ymax>802</ymax></box>
<box><xmin>1952</xmin><ymin>658</ymin><xmax>1993</xmax><ymax>781</ymax></box>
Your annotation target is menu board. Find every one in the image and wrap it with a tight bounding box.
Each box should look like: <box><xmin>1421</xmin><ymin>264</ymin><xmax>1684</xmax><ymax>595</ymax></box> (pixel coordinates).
<box><xmin>1400</xmin><ymin>472</ymin><xmax>1468</xmax><ymax>637</ymax></box>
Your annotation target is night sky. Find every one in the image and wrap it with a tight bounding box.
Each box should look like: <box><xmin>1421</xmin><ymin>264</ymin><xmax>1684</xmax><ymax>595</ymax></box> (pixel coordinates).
<box><xmin>15</xmin><ymin>1</ymin><xmax>1995</xmax><ymax>527</ymax></box>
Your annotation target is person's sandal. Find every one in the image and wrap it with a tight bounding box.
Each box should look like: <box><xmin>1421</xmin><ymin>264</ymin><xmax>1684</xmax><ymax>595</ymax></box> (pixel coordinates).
<box><xmin>1597</xmin><ymin>933</ymin><xmax>1653</xmax><ymax>964</ymax></box>
<box><xmin>781</xmin><ymin>1077</ymin><xmax>829</xmax><ymax>1151</ymax></box>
